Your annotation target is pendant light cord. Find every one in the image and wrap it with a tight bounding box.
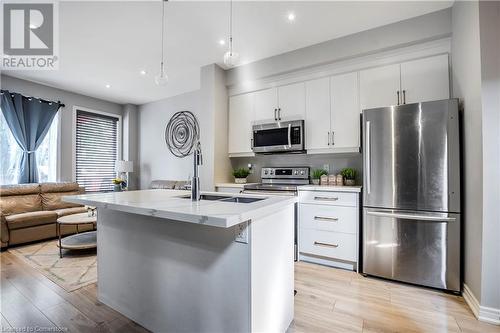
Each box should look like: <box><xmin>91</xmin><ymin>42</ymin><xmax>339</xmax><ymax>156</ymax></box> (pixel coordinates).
<box><xmin>229</xmin><ymin>0</ymin><xmax>233</xmax><ymax>56</ymax></box>
<box><xmin>160</xmin><ymin>0</ymin><xmax>166</xmax><ymax>74</ymax></box>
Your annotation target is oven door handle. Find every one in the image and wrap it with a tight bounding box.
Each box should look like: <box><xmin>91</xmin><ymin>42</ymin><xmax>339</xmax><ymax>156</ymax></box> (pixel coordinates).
<box><xmin>287</xmin><ymin>123</ymin><xmax>292</xmax><ymax>148</ymax></box>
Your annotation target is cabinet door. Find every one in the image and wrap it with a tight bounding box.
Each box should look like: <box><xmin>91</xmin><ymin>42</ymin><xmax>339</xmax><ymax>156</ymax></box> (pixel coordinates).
<box><xmin>331</xmin><ymin>72</ymin><xmax>360</xmax><ymax>149</ymax></box>
<box><xmin>228</xmin><ymin>93</ymin><xmax>254</xmax><ymax>154</ymax></box>
<box><xmin>400</xmin><ymin>54</ymin><xmax>450</xmax><ymax>104</ymax></box>
<box><xmin>305</xmin><ymin>78</ymin><xmax>331</xmax><ymax>150</ymax></box>
<box><xmin>360</xmin><ymin>64</ymin><xmax>401</xmax><ymax>110</ymax></box>
<box><xmin>254</xmin><ymin>88</ymin><xmax>278</xmax><ymax>122</ymax></box>
<box><xmin>278</xmin><ymin>82</ymin><xmax>306</xmax><ymax>120</ymax></box>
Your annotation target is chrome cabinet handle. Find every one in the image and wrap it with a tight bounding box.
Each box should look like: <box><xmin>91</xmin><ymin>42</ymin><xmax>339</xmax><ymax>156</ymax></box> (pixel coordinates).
<box><xmin>250</xmin><ymin>138</ymin><xmax>254</xmax><ymax>149</ymax></box>
<box><xmin>397</xmin><ymin>91</ymin><xmax>400</xmax><ymax>105</ymax></box>
<box><xmin>314</xmin><ymin>216</ymin><xmax>338</xmax><ymax>222</ymax></box>
<box><xmin>331</xmin><ymin>131</ymin><xmax>335</xmax><ymax>146</ymax></box>
<box><xmin>274</xmin><ymin>108</ymin><xmax>277</xmax><ymax>121</ymax></box>
<box><xmin>278</xmin><ymin>108</ymin><xmax>282</xmax><ymax>120</ymax></box>
<box><xmin>314</xmin><ymin>241</ymin><xmax>338</xmax><ymax>248</ymax></box>
<box><xmin>314</xmin><ymin>196</ymin><xmax>339</xmax><ymax>201</ymax></box>
<box><xmin>365</xmin><ymin>120</ymin><xmax>371</xmax><ymax>194</ymax></box>
<box><xmin>403</xmin><ymin>90</ymin><xmax>406</xmax><ymax>104</ymax></box>
<box><xmin>327</xmin><ymin>131</ymin><xmax>330</xmax><ymax>146</ymax></box>
<box><xmin>366</xmin><ymin>211</ymin><xmax>456</xmax><ymax>222</ymax></box>
<box><xmin>287</xmin><ymin>123</ymin><xmax>292</xmax><ymax>148</ymax></box>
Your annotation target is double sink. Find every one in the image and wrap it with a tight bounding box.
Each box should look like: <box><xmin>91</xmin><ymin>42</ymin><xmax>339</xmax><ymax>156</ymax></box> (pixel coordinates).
<box><xmin>179</xmin><ymin>194</ymin><xmax>265</xmax><ymax>204</ymax></box>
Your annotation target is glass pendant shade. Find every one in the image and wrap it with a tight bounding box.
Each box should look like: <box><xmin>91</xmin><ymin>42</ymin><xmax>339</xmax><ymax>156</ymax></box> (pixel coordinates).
<box><xmin>223</xmin><ymin>50</ymin><xmax>239</xmax><ymax>67</ymax></box>
<box><xmin>155</xmin><ymin>63</ymin><xmax>168</xmax><ymax>86</ymax></box>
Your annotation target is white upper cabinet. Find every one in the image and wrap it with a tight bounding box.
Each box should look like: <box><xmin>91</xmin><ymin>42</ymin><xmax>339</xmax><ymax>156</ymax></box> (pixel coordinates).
<box><xmin>400</xmin><ymin>54</ymin><xmax>450</xmax><ymax>104</ymax></box>
<box><xmin>331</xmin><ymin>72</ymin><xmax>360</xmax><ymax>149</ymax></box>
<box><xmin>277</xmin><ymin>82</ymin><xmax>306</xmax><ymax>121</ymax></box>
<box><xmin>360</xmin><ymin>63</ymin><xmax>401</xmax><ymax>110</ymax></box>
<box><xmin>254</xmin><ymin>88</ymin><xmax>278</xmax><ymax>122</ymax></box>
<box><xmin>305</xmin><ymin>77</ymin><xmax>330</xmax><ymax>150</ymax></box>
<box><xmin>228</xmin><ymin>93</ymin><xmax>255</xmax><ymax>155</ymax></box>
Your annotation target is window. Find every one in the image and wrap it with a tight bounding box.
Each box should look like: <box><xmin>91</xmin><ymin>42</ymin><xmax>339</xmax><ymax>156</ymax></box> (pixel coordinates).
<box><xmin>0</xmin><ymin>110</ymin><xmax>58</xmax><ymax>185</ymax></box>
<box><xmin>75</xmin><ymin>110</ymin><xmax>119</xmax><ymax>192</ymax></box>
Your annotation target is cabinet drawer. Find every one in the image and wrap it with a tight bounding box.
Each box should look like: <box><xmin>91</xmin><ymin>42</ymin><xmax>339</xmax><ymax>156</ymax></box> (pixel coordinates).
<box><xmin>299</xmin><ymin>191</ymin><xmax>357</xmax><ymax>207</ymax></box>
<box><xmin>299</xmin><ymin>204</ymin><xmax>357</xmax><ymax>234</ymax></box>
<box><xmin>299</xmin><ymin>228</ymin><xmax>357</xmax><ymax>262</ymax></box>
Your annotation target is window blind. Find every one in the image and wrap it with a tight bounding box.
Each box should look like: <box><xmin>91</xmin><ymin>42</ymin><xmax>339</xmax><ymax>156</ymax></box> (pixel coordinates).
<box><xmin>76</xmin><ymin>110</ymin><xmax>118</xmax><ymax>192</ymax></box>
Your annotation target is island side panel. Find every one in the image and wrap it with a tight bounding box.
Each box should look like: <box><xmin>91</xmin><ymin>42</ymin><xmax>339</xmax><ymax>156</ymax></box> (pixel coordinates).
<box><xmin>250</xmin><ymin>204</ymin><xmax>295</xmax><ymax>332</ymax></box>
<box><xmin>97</xmin><ymin>209</ymin><xmax>251</xmax><ymax>333</ymax></box>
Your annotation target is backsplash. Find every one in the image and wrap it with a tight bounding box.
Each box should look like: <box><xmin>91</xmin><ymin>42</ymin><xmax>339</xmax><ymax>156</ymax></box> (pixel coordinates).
<box><xmin>230</xmin><ymin>153</ymin><xmax>363</xmax><ymax>184</ymax></box>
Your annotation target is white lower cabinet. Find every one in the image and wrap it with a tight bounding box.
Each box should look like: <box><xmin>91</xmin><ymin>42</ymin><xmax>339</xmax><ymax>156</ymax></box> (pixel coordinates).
<box><xmin>298</xmin><ymin>189</ymin><xmax>360</xmax><ymax>270</ymax></box>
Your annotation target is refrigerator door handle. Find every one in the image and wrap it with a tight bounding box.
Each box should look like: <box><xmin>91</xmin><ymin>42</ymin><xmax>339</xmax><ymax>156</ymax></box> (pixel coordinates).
<box><xmin>366</xmin><ymin>211</ymin><xmax>456</xmax><ymax>222</ymax></box>
<box><xmin>365</xmin><ymin>121</ymin><xmax>371</xmax><ymax>194</ymax></box>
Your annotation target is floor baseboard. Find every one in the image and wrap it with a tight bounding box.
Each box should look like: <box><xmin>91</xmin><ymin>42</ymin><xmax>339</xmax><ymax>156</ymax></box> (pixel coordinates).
<box><xmin>463</xmin><ymin>284</ymin><xmax>500</xmax><ymax>325</ymax></box>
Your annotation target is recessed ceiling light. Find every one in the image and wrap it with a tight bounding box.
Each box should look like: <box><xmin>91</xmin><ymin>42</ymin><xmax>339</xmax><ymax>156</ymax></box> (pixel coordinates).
<box><xmin>140</xmin><ymin>70</ymin><xmax>147</xmax><ymax>75</ymax></box>
<box><xmin>287</xmin><ymin>13</ymin><xmax>296</xmax><ymax>22</ymax></box>
<box><xmin>105</xmin><ymin>84</ymin><xmax>111</xmax><ymax>88</ymax></box>
<box><xmin>219</xmin><ymin>39</ymin><xmax>226</xmax><ymax>46</ymax></box>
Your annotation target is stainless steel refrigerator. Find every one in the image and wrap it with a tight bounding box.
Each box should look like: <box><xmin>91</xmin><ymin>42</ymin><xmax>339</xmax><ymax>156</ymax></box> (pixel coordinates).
<box><xmin>362</xmin><ymin>99</ymin><xmax>461</xmax><ymax>292</ymax></box>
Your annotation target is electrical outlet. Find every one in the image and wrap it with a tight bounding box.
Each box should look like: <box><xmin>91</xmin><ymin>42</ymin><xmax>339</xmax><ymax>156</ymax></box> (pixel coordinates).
<box><xmin>235</xmin><ymin>221</ymin><xmax>248</xmax><ymax>243</ymax></box>
<box><xmin>323</xmin><ymin>164</ymin><xmax>330</xmax><ymax>173</ymax></box>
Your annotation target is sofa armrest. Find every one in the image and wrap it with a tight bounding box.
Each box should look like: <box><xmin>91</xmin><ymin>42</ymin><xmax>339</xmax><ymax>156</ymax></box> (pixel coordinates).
<box><xmin>0</xmin><ymin>214</ymin><xmax>9</xmax><ymax>244</ymax></box>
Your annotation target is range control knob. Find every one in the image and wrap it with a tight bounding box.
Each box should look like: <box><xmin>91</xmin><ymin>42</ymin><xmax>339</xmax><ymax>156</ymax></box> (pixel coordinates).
<box><xmin>270</xmin><ymin>170</ymin><xmax>274</xmax><ymax>175</ymax></box>
<box><xmin>264</xmin><ymin>170</ymin><xmax>268</xmax><ymax>175</ymax></box>
<box><xmin>300</xmin><ymin>170</ymin><xmax>305</xmax><ymax>175</ymax></box>
<box><xmin>294</xmin><ymin>170</ymin><xmax>298</xmax><ymax>175</ymax></box>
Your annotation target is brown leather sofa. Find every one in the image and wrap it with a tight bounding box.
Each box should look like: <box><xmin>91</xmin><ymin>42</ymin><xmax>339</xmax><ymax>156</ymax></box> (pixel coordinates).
<box><xmin>0</xmin><ymin>182</ymin><xmax>92</xmax><ymax>249</ymax></box>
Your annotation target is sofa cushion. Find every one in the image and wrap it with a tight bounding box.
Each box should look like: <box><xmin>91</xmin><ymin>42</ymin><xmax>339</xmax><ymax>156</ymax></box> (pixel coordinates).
<box><xmin>0</xmin><ymin>183</ymin><xmax>40</xmax><ymax>196</ymax></box>
<box><xmin>41</xmin><ymin>191</ymin><xmax>84</xmax><ymax>211</ymax></box>
<box><xmin>0</xmin><ymin>194</ymin><xmax>43</xmax><ymax>215</ymax></box>
<box><xmin>40</xmin><ymin>182</ymin><xmax>80</xmax><ymax>193</ymax></box>
<box><xmin>5</xmin><ymin>211</ymin><xmax>58</xmax><ymax>229</ymax></box>
<box><xmin>53</xmin><ymin>207</ymin><xmax>87</xmax><ymax>217</ymax></box>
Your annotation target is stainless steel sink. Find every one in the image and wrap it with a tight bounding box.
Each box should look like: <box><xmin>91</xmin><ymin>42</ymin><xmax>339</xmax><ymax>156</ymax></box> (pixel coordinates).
<box><xmin>178</xmin><ymin>194</ymin><xmax>265</xmax><ymax>203</ymax></box>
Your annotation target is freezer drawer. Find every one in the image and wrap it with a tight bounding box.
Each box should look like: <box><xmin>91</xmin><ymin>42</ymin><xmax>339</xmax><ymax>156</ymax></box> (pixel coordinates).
<box><xmin>362</xmin><ymin>208</ymin><xmax>460</xmax><ymax>292</ymax></box>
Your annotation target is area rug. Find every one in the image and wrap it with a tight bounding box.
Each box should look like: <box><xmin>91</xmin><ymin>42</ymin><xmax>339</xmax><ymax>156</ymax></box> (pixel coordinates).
<box><xmin>9</xmin><ymin>240</ymin><xmax>97</xmax><ymax>292</ymax></box>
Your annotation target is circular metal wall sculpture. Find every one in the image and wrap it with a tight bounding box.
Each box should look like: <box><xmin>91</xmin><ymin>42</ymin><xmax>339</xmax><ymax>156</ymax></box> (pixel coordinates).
<box><xmin>164</xmin><ymin>111</ymin><xmax>200</xmax><ymax>157</ymax></box>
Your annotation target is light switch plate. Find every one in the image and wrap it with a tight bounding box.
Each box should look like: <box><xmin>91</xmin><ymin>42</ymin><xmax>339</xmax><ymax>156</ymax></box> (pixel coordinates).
<box><xmin>235</xmin><ymin>221</ymin><xmax>248</xmax><ymax>243</ymax></box>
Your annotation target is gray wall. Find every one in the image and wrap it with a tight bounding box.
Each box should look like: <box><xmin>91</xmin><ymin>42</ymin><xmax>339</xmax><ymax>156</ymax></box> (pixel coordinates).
<box><xmin>226</xmin><ymin>8</ymin><xmax>452</xmax><ymax>86</ymax></box>
<box><xmin>477</xmin><ymin>0</ymin><xmax>500</xmax><ymax>310</ymax></box>
<box><xmin>138</xmin><ymin>90</ymin><xmax>201</xmax><ymax>189</ymax></box>
<box><xmin>0</xmin><ymin>75</ymin><xmax>125</xmax><ymax>182</ymax></box>
<box><xmin>451</xmin><ymin>0</ymin><xmax>484</xmax><ymax>303</ymax></box>
<box><xmin>231</xmin><ymin>153</ymin><xmax>362</xmax><ymax>185</ymax></box>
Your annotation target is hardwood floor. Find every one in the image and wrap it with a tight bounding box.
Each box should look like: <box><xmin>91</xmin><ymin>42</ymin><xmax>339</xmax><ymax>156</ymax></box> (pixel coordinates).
<box><xmin>1</xmin><ymin>251</ymin><xmax>499</xmax><ymax>333</ymax></box>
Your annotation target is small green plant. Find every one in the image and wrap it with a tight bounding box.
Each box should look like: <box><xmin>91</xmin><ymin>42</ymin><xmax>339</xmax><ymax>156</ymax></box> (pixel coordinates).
<box><xmin>312</xmin><ymin>169</ymin><xmax>328</xmax><ymax>179</ymax></box>
<box><xmin>341</xmin><ymin>168</ymin><xmax>356</xmax><ymax>180</ymax></box>
<box><xmin>232</xmin><ymin>168</ymin><xmax>250</xmax><ymax>179</ymax></box>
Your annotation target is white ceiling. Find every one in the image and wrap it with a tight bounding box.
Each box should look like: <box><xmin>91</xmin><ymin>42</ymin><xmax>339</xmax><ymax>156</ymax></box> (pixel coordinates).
<box><xmin>5</xmin><ymin>1</ymin><xmax>453</xmax><ymax>105</ymax></box>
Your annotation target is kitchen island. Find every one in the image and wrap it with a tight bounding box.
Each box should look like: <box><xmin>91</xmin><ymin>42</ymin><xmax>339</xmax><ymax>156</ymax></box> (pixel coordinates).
<box><xmin>64</xmin><ymin>189</ymin><xmax>295</xmax><ymax>333</ymax></box>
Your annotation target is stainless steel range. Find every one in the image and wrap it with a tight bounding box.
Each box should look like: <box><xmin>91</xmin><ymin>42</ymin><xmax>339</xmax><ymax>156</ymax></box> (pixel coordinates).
<box><xmin>243</xmin><ymin>167</ymin><xmax>310</xmax><ymax>261</ymax></box>
<box><xmin>242</xmin><ymin>167</ymin><xmax>310</xmax><ymax>196</ymax></box>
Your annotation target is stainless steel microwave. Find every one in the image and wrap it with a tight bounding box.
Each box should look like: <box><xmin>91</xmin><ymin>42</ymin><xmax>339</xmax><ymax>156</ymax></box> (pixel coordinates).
<box><xmin>252</xmin><ymin>120</ymin><xmax>305</xmax><ymax>153</ymax></box>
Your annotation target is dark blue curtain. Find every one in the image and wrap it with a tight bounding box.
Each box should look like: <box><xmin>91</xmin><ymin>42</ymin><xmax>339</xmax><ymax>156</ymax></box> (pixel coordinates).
<box><xmin>1</xmin><ymin>90</ymin><xmax>61</xmax><ymax>183</ymax></box>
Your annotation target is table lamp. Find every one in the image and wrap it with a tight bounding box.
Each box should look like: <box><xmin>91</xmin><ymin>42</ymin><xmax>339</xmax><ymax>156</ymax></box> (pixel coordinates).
<box><xmin>115</xmin><ymin>160</ymin><xmax>134</xmax><ymax>190</ymax></box>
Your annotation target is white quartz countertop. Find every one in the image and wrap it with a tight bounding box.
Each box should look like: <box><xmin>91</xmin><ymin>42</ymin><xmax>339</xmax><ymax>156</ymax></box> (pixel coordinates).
<box><xmin>63</xmin><ymin>189</ymin><xmax>296</xmax><ymax>229</ymax></box>
<box><xmin>298</xmin><ymin>185</ymin><xmax>362</xmax><ymax>193</ymax></box>
<box><xmin>215</xmin><ymin>183</ymin><xmax>257</xmax><ymax>188</ymax></box>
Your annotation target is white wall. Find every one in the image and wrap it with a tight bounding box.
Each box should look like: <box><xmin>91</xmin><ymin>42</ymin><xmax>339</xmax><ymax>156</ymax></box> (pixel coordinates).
<box><xmin>123</xmin><ymin>104</ymin><xmax>139</xmax><ymax>189</ymax></box>
<box><xmin>451</xmin><ymin>0</ymin><xmax>484</xmax><ymax>303</ymax></box>
<box><xmin>138</xmin><ymin>90</ymin><xmax>201</xmax><ymax>189</ymax></box>
<box><xmin>226</xmin><ymin>8</ymin><xmax>452</xmax><ymax>86</ymax></box>
<box><xmin>0</xmin><ymin>75</ymin><xmax>124</xmax><ymax>182</ymax></box>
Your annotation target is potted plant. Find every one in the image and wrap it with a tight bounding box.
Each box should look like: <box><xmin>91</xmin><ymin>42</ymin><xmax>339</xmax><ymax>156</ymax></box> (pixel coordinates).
<box><xmin>311</xmin><ymin>169</ymin><xmax>328</xmax><ymax>185</ymax></box>
<box><xmin>232</xmin><ymin>168</ymin><xmax>251</xmax><ymax>184</ymax></box>
<box><xmin>112</xmin><ymin>178</ymin><xmax>126</xmax><ymax>191</ymax></box>
<box><xmin>341</xmin><ymin>168</ymin><xmax>356</xmax><ymax>186</ymax></box>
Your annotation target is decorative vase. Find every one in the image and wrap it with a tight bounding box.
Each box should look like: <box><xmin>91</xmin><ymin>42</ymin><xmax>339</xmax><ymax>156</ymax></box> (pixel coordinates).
<box><xmin>114</xmin><ymin>184</ymin><xmax>122</xmax><ymax>192</ymax></box>
<box><xmin>234</xmin><ymin>178</ymin><xmax>247</xmax><ymax>184</ymax></box>
<box><xmin>345</xmin><ymin>179</ymin><xmax>356</xmax><ymax>186</ymax></box>
<box><xmin>312</xmin><ymin>179</ymin><xmax>320</xmax><ymax>185</ymax></box>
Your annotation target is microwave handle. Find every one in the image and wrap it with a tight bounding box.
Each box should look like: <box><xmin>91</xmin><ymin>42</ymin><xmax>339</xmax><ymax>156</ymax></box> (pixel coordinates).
<box><xmin>287</xmin><ymin>123</ymin><xmax>292</xmax><ymax>148</ymax></box>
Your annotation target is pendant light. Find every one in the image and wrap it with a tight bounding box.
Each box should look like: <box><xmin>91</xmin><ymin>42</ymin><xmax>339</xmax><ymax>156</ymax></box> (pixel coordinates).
<box><xmin>223</xmin><ymin>0</ymin><xmax>239</xmax><ymax>67</ymax></box>
<box><xmin>155</xmin><ymin>0</ymin><xmax>168</xmax><ymax>86</ymax></box>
